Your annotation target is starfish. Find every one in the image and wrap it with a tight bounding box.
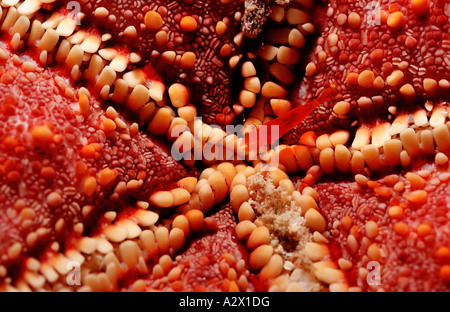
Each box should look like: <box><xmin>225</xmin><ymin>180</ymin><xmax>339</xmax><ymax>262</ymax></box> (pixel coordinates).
<box><xmin>0</xmin><ymin>0</ymin><xmax>449</xmax><ymax>293</ymax></box>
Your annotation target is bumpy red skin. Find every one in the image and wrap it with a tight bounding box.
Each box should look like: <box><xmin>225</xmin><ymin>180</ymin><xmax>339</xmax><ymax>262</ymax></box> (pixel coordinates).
<box><xmin>0</xmin><ymin>45</ymin><xmax>188</xmax><ymax>270</ymax></box>
<box><xmin>64</xmin><ymin>0</ymin><xmax>245</xmax><ymax>127</ymax></box>
<box><xmin>284</xmin><ymin>0</ymin><xmax>449</xmax><ymax>144</ymax></box>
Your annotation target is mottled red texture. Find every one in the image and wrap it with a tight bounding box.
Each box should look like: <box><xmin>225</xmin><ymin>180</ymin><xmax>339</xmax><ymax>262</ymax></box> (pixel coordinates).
<box><xmin>0</xmin><ymin>48</ymin><xmax>187</xmax><ymax>267</ymax></box>
<box><xmin>316</xmin><ymin>162</ymin><xmax>450</xmax><ymax>291</ymax></box>
<box><xmin>74</xmin><ymin>0</ymin><xmax>245</xmax><ymax>126</ymax></box>
<box><xmin>0</xmin><ymin>0</ymin><xmax>449</xmax><ymax>292</ymax></box>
